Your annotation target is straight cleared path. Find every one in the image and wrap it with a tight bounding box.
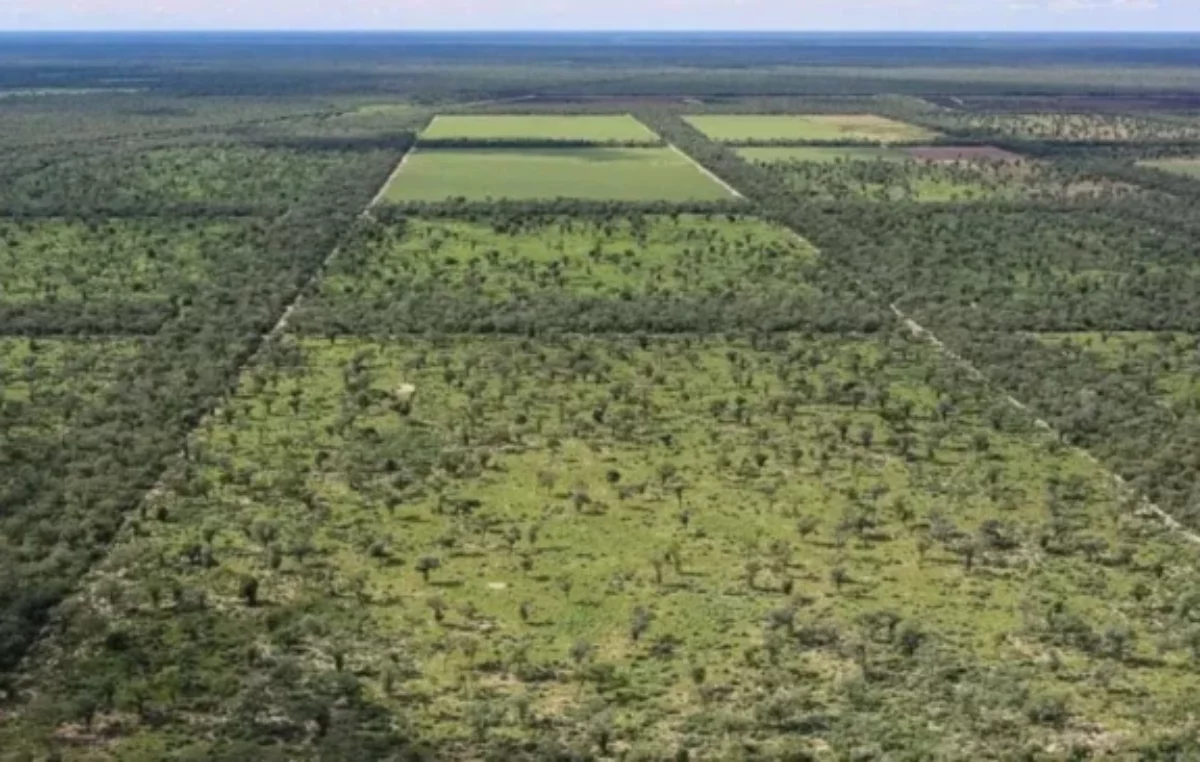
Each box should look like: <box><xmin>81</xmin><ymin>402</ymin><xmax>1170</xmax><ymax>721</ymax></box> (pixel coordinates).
<box><xmin>890</xmin><ymin>303</ymin><xmax>1200</xmax><ymax>546</ymax></box>
<box><xmin>667</xmin><ymin>142</ymin><xmax>745</xmax><ymax>199</ymax></box>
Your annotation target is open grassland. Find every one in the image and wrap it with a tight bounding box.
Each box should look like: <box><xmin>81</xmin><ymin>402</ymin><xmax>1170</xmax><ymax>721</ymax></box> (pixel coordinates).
<box><xmin>380</xmin><ymin>148</ymin><xmax>734</xmax><ymax>202</ymax></box>
<box><xmin>290</xmin><ymin>214</ymin><xmax>871</xmax><ymax>335</ymax></box>
<box><xmin>685</xmin><ymin>114</ymin><xmax>940</xmax><ymax>144</ymax></box>
<box><xmin>421</xmin><ymin>114</ymin><xmax>660</xmax><ymax>142</ymax></box>
<box><xmin>1138</xmin><ymin>157</ymin><xmax>1200</xmax><ymax>177</ymax></box>
<box><xmin>7</xmin><ymin>333</ymin><xmax>1200</xmax><ymax>759</ymax></box>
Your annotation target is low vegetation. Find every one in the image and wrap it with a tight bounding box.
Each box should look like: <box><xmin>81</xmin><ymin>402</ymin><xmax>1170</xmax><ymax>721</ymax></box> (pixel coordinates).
<box><xmin>381</xmin><ymin>147</ymin><xmax>735</xmax><ymax>202</ymax></box>
<box><xmin>684</xmin><ymin>114</ymin><xmax>940</xmax><ymax>144</ymax></box>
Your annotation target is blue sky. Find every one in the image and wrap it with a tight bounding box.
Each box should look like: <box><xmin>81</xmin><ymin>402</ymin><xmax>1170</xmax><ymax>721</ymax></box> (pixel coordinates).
<box><xmin>0</xmin><ymin>0</ymin><xmax>1187</xmax><ymax>32</ymax></box>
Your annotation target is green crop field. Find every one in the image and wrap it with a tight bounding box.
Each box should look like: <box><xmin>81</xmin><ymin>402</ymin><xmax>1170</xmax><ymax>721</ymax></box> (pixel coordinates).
<box><xmin>381</xmin><ymin>147</ymin><xmax>734</xmax><ymax>202</ymax></box>
<box><xmin>738</xmin><ymin>145</ymin><xmax>912</xmax><ymax>163</ymax></box>
<box><xmin>685</xmin><ymin>114</ymin><xmax>940</xmax><ymax>143</ymax></box>
<box><xmin>421</xmin><ymin>114</ymin><xmax>660</xmax><ymax>142</ymax></box>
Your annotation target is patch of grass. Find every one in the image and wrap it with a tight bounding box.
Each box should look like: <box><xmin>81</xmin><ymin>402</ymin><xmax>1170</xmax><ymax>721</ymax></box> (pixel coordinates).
<box><xmin>421</xmin><ymin>114</ymin><xmax>659</xmax><ymax>142</ymax></box>
<box><xmin>685</xmin><ymin>114</ymin><xmax>939</xmax><ymax>143</ymax></box>
<box><xmin>9</xmin><ymin>334</ymin><xmax>1200</xmax><ymax>758</ymax></box>
<box><xmin>381</xmin><ymin>147</ymin><xmax>734</xmax><ymax>202</ymax></box>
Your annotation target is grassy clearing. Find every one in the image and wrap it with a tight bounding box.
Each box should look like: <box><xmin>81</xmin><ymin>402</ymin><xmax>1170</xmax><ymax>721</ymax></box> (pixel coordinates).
<box><xmin>1138</xmin><ymin>157</ymin><xmax>1200</xmax><ymax>177</ymax></box>
<box><xmin>8</xmin><ymin>333</ymin><xmax>1200</xmax><ymax>758</ymax></box>
<box><xmin>738</xmin><ymin>145</ymin><xmax>911</xmax><ymax>163</ymax></box>
<box><xmin>381</xmin><ymin>147</ymin><xmax>734</xmax><ymax>202</ymax></box>
<box><xmin>685</xmin><ymin>114</ymin><xmax>939</xmax><ymax>143</ymax></box>
<box><xmin>421</xmin><ymin>114</ymin><xmax>659</xmax><ymax>142</ymax></box>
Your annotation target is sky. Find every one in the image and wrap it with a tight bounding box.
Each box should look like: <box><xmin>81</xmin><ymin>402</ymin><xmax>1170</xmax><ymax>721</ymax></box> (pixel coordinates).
<box><xmin>0</xmin><ymin>0</ymin><xmax>1190</xmax><ymax>32</ymax></box>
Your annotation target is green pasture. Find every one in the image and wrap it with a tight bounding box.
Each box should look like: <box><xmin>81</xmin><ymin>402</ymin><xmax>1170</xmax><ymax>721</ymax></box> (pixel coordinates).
<box><xmin>381</xmin><ymin>147</ymin><xmax>734</xmax><ymax>202</ymax></box>
<box><xmin>9</xmin><ymin>333</ymin><xmax>1200</xmax><ymax>758</ymax></box>
<box><xmin>421</xmin><ymin>114</ymin><xmax>660</xmax><ymax>142</ymax></box>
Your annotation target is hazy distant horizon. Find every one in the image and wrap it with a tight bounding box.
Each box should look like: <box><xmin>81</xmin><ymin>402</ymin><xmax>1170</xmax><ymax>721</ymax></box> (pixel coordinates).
<box><xmin>0</xmin><ymin>0</ymin><xmax>1194</xmax><ymax>34</ymax></box>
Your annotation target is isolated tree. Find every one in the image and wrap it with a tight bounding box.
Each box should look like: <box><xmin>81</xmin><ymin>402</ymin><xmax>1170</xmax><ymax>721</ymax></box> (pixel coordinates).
<box><xmin>630</xmin><ymin>606</ymin><xmax>654</xmax><ymax>642</ymax></box>
<box><xmin>416</xmin><ymin>556</ymin><xmax>441</xmax><ymax>582</ymax></box>
<box><xmin>239</xmin><ymin>575</ymin><xmax>259</xmax><ymax>607</ymax></box>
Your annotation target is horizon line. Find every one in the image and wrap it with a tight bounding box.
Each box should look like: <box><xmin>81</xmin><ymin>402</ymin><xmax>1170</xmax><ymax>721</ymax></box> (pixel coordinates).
<box><xmin>2</xmin><ymin>28</ymin><xmax>1200</xmax><ymax>35</ymax></box>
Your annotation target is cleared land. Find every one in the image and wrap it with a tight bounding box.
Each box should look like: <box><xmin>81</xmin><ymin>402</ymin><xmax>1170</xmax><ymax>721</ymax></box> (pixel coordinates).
<box><xmin>685</xmin><ymin>114</ymin><xmax>940</xmax><ymax>143</ymax></box>
<box><xmin>1138</xmin><ymin>157</ymin><xmax>1200</xmax><ymax>177</ymax></box>
<box><xmin>380</xmin><ymin>147</ymin><xmax>734</xmax><ymax>202</ymax></box>
<box><xmin>292</xmin><ymin>214</ymin><xmax>842</xmax><ymax>335</ymax></box>
<box><xmin>9</xmin><ymin>332</ymin><xmax>1200</xmax><ymax>758</ymax></box>
<box><xmin>421</xmin><ymin>114</ymin><xmax>660</xmax><ymax>142</ymax></box>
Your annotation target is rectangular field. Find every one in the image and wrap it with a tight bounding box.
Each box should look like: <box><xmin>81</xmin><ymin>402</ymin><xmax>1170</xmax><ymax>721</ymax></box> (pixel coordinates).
<box><xmin>686</xmin><ymin>114</ymin><xmax>940</xmax><ymax>143</ymax></box>
<box><xmin>381</xmin><ymin>147</ymin><xmax>734</xmax><ymax>202</ymax></box>
<box><xmin>420</xmin><ymin>114</ymin><xmax>660</xmax><ymax>142</ymax></box>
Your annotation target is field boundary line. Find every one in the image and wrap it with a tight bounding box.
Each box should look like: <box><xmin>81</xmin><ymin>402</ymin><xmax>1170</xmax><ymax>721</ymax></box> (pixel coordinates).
<box><xmin>367</xmin><ymin>146</ymin><xmax>417</xmax><ymax>209</ymax></box>
<box><xmin>890</xmin><ymin>303</ymin><xmax>1200</xmax><ymax>546</ymax></box>
<box><xmin>13</xmin><ymin>142</ymin><xmax>420</xmax><ymax>681</ymax></box>
<box><xmin>666</xmin><ymin>142</ymin><xmax>745</xmax><ymax>199</ymax></box>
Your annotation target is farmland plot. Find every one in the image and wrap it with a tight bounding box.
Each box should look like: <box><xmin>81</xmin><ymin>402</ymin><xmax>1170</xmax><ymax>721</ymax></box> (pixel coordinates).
<box><xmin>380</xmin><ymin>147</ymin><xmax>736</xmax><ymax>202</ymax></box>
